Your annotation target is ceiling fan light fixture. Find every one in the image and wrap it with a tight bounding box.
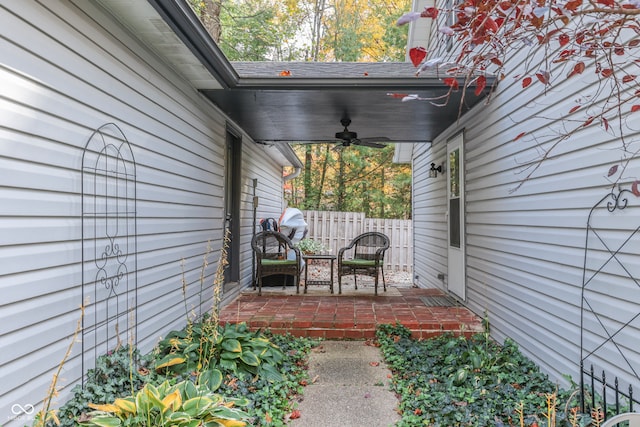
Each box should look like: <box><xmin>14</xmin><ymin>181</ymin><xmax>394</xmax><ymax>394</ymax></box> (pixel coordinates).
<box><xmin>335</xmin><ymin>129</ymin><xmax>358</xmax><ymax>141</ymax></box>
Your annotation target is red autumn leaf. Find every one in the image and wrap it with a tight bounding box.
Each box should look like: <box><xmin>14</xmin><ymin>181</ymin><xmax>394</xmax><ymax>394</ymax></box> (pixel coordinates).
<box><xmin>558</xmin><ymin>33</ymin><xmax>570</xmax><ymax>46</ymax></box>
<box><xmin>623</xmin><ymin>75</ymin><xmax>637</xmax><ymax>83</ymax></box>
<box><xmin>565</xmin><ymin>0</ymin><xmax>583</xmax><ymax>10</ymax></box>
<box><xmin>514</xmin><ymin>132</ymin><xmax>527</xmax><ymax>141</ymax></box>
<box><xmin>615</xmin><ymin>46</ymin><xmax>625</xmax><ymax>55</ymax></box>
<box><xmin>421</xmin><ymin>6</ymin><xmax>439</xmax><ymax>19</ymax></box>
<box><xmin>540</xmin><ymin>29</ymin><xmax>561</xmax><ymax>45</ymax></box>
<box><xmin>597</xmin><ymin>0</ymin><xmax>614</xmax><ymax>6</ymax></box>
<box><xmin>602</xmin><ymin>117</ymin><xmax>609</xmax><ymax>131</ymax></box>
<box><xmin>409</xmin><ymin>47</ymin><xmax>427</xmax><ymax>67</ymax></box>
<box><xmin>522</xmin><ymin>77</ymin><xmax>533</xmax><ymax>88</ymax></box>
<box><xmin>490</xmin><ymin>57</ymin><xmax>503</xmax><ymax>66</ymax></box>
<box><xmin>475</xmin><ymin>75</ymin><xmax>487</xmax><ymax>96</ymax></box>
<box><xmin>558</xmin><ymin>49</ymin><xmax>577</xmax><ymax>59</ymax></box>
<box><xmin>583</xmin><ymin>116</ymin><xmax>595</xmax><ymax>127</ymax></box>
<box><xmin>484</xmin><ymin>17</ymin><xmax>499</xmax><ymax>33</ymax></box>
<box><xmin>414</xmin><ymin>408</ymin><xmax>423</xmax><ymax>415</ymax></box>
<box><xmin>279</xmin><ymin>70</ymin><xmax>291</xmax><ymax>76</ymax></box>
<box><xmin>569</xmin><ymin>105</ymin><xmax>581</xmax><ymax>114</ymax></box>
<box><xmin>387</xmin><ymin>93</ymin><xmax>409</xmax><ymax>99</ymax></box>
<box><xmin>369</xmin><ymin>361</ymin><xmax>380</xmax><ymax>367</ymax></box>
<box><xmin>607</xmin><ymin>164</ymin><xmax>619</xmax><ymax>177</ymax></box>
<box><xmin>632</xmin><ymin>181</ymin><xmax>640</xmax><ymax>197</ymax></box>
<box><xmin>289</xmin><ymin>410</ymin><xmax>301</xmax><ymax>420</ymax></box>
<box><xmin>265</xmin><ymin>412</ymin><xmax>273</xmax><ymax>423</ymax></box>
<box><xmin>567</xmin><ymin>62</ymin><xmax>585</xmax><ymax>78</ymax></box>
<box><xmin>632</xmin><ymin>105</ymin><xmax>640</xmax><ymax>113</ymax></box>
<box><xmin>536</xmin><ymin>70</ymin><xmax>550</xmax><ymax>85</ymax></box>
<box><xmin>443</xmin><ymin>77</ymin><xmax>459</xmax><ymax>90</ymax></box>
<box><xmin>601</xmin><ymin>68</ymin><xmax>613</xmax><ymax>77</ymax></box>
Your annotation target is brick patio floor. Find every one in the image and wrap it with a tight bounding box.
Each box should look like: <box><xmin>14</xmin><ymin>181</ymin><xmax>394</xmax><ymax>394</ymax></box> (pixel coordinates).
<box><xmin>219</xmin><ymin>287</ymin><xmax>483</xmax><ymax>340</ymax></box>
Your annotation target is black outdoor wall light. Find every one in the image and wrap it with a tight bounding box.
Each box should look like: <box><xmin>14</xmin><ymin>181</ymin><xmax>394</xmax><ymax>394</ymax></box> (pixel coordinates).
<box><xmin>429</xmin><ymin>162</ymin><xmax>445</xmax><ymax>178</ymax></box>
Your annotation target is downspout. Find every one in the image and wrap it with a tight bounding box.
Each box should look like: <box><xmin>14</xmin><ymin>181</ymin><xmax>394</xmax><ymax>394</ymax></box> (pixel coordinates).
<box><xmin>283</xmin><ymin>167</ymin><xmax>302</xmax><ymax>182</ymax></box>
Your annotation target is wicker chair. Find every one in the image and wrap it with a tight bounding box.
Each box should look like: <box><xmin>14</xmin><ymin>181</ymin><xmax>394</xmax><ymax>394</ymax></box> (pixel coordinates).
<box><xmin>252</xmin><ymin>230</ymin><xmax>302</xmax><ymax>296</ymax></box>
<box><xmin>601</xmin><ymin>413</ymin><xmax>640</xmax><ymax>427</ymax></box>
<box><xmin>337</xmin><ymin>232</ymin><xmax>389</xmax><ymax>296</ymax></box>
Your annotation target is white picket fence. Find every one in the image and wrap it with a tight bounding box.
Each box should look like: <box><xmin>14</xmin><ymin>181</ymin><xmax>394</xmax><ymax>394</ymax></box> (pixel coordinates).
<box><xmin>302</xmin><ymin>210</ymin><xmax>413</xmax><ymax>273</ymax></box>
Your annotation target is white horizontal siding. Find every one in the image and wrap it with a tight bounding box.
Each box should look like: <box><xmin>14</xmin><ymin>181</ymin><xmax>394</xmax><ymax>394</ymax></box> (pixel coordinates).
<box><xmin>412</xmin><ymin>0</ymin><xmax>640</xmax><ymax>390</ymax></box>
<box><xmin>0</xmin><ymin>1</ymin><xmax>288</xmax><ymax>422</ymax></box>
<box><xmin>412</xmin><ymin>143</ymin><xmax>448</xmax><ymax>289</ymax></box>
<box><xmin>237</xmin><ymin>143</ymin><xmax>289</xmax><ymax>293</ymax></box>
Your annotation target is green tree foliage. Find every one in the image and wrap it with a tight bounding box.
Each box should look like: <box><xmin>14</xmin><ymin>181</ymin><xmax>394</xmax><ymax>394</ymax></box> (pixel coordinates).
<box><xmin>320</xmin><ymin>0</ymin><xmax>411</xmax><ymax>62</ymax></box>
<box><xmin>286</xmin><ymin>144</ymin><xmax>412</xmax><ymax>219</ymax></box>
<box><xmin>194</xmin><ymin>0</ymin><xmax>411</xmax><ymax>62</ymax></box>
<box><xmin>215</xmin><ymin>1</ymin><xmax>283</xmax><ymax>60</ymax></box>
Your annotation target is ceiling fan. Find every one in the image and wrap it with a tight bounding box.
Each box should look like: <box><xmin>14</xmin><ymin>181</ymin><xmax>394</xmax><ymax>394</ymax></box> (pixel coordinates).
<box><xmin>333</xmin><ymin>118</ymin><xmax>389</xmax><ymax>148</ymax></box>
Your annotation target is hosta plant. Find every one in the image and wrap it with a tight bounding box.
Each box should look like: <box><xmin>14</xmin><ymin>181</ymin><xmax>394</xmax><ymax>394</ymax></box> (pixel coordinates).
<box><xmin>50</xmin><ymin>345</ymin><xmax>160</xmax><ymax>427</ymax></box>
<box><xmin>155</xmin><ymin>320</ymin><xmax>285</xmax><ymax>383</ymax></box>
<box><xmin>79</xmin><ymin>380</ymin><xmax>249</xmax><ymax>427</ymax></box>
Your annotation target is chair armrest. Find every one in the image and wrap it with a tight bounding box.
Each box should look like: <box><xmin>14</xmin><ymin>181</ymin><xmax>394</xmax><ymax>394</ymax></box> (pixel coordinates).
<box><xmin>337</xmin><ymin>246</ymin><xmax>347</xmax><ymax>260</ymax></box>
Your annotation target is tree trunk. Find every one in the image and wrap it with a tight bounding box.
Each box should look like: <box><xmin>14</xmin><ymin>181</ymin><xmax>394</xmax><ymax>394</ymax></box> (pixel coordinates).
<box><xmin>199</xmin><ymin>0</ymin><xmax>222</xmax><ymax>42</ymax></box>
<box><xmin>315</xmin><ymin>144</ymin><xmax>330</xmax><ymax>209</ymax></box>
<box><xmin>336</xmin><ymin>150</ymin><xmax>346</xmax><ymax>211</ymax></box>
<box><xmin>379</xmin><ymin>166</ymin><xmax>385</xmax><ymax>218</ymax></box>
<box><xmin>310</xmin><ymin>0</ymin><xmax>326</xmax><ymax>61</ymax></box>
<box><xmin>303</xmin><ymin>145</ymin><xmax>313</xmax><ymax>209</ymax></box>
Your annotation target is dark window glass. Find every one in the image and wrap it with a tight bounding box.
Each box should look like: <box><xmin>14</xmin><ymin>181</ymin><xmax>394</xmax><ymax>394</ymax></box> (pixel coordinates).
<box><xmin>449</xmin><ymin>198</ymin><xmax>460</xmax><ymax>248</ymax></box>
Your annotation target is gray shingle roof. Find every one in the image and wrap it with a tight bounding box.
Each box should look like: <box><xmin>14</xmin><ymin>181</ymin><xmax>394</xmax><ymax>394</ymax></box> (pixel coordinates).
<box><xmin>231</xmin><ymin>61</ymin><xmax>441</xmax><ymax>80</ymax></box>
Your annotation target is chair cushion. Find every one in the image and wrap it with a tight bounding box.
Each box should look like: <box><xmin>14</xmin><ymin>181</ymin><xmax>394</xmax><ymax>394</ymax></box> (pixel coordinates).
<box><xmin>343</xmin><ymin>259</ymin><xmax>376</xmax><ymax>267</ymax></box>
<box><xmin>261</xmin><ymin>259</ymin><xmax>297</xmax><ymax>266</ymax></box>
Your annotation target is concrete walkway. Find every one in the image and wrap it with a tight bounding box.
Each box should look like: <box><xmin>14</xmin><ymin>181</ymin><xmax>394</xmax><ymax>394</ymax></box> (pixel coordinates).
<box><xmin>290</xmin><ymin>340</ymin><xmax>400</xmax><ymax>427</ymax></box>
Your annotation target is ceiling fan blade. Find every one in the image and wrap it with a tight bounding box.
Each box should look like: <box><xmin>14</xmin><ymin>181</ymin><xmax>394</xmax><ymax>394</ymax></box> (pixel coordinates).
<box><xmin>352</xmin><ymin>137</ymin><xmax>389</xmax><ymax>148</ymax></box>
<box><xmin>358</xmin><ymin>137</ymin><xmax>391</xmax><ymax>143</ymax></box>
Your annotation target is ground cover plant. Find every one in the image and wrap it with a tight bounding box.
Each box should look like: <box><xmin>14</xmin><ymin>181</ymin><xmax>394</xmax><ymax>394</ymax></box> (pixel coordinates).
<box><xmin>376</xmin><ymin>323</ymin><xmax>587</xmax><ymax>427</ymax></box>
<box><xmin>47</xmin><ymin>325</ymin><xmax>317</xmax><ymax>427</ymax></box>
<box><xmin>39</xmin><ymin>239</ymin><xmax>317</xmax><ymax>427</ymax></box>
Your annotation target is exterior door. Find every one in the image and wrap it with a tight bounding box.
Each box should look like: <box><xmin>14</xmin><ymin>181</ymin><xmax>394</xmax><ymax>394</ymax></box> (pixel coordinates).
<box><xmin>447</xmin><ymin>133</ymin><xmax>466</xmax><ymax>300</ymax></box>
<box><xmin>224</xmin><ymin>128</ymin><xmax>241</xmax><ymax>286</ymax></box>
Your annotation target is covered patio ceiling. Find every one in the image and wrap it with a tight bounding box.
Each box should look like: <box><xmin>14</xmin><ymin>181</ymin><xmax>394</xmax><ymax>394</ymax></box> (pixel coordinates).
<box><xmin>114</xmin><ymin>0</ymin><xmax>495</xmax><ymax>148</ymax></box>
<box><xmin>204</xmin><ymin>61</ymin><xmax>492</xmax><ymax>145</ymax></box>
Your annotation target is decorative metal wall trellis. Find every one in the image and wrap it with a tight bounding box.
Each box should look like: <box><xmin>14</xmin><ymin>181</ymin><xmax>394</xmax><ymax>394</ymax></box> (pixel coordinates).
<box><xmin>81</xmin><ymin>123</ymin><xmax>137</xmax><ymax>382</ymax></box>
<box><xmin>580</xmin><ymin>186</ymin><xmax>640</xmax><ymax>417</ymax></box>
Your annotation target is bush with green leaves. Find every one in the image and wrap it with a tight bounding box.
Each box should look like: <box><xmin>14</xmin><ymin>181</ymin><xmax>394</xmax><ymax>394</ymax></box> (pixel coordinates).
<box><xmin>49</xmin><ymin>325</ymin><xmax>317</xmax><ymax>426</ymax></box>
<box><xmin>294</xmin><ymin>238</ymin><xmax>327</xmax><ymax>254</ymax></box>
<box><xmin>79</xmin><ymin>380</ymin><xmax>249</xmax><ymax>427</ymax></box>
<box><xmin>376</xmin><ymin>323</ymin><xmax>577</xmax><ymax>427</ymax></box>
<box><xmin>154</xmin><ymin>320</ymin><xmax>285</xmax><ymax>383</ymax></box>
<box><xmin>51</xmin><ymin>345</ymin><xmax>160</xmax><ymax>427</ymax></box>
<box><xmin>215</xmin><ymin>332</ymin><xmax>318</xmax><ymax>427</ymax></box>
